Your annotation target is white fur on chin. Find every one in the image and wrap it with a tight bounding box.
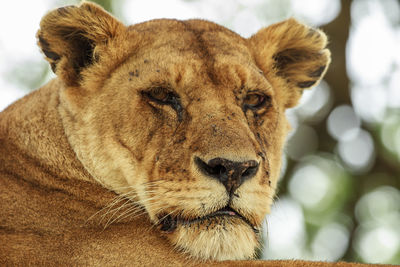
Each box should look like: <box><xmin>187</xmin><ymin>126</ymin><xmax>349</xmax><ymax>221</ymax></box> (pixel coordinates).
<box><xmin>167</xmin><ymin>217</ymin><xmax>259</xmax><ymax>261</ymax></box>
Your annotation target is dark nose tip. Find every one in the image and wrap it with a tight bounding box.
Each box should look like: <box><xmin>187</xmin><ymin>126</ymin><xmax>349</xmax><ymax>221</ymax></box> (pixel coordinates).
<box><xmin>195</xmin><ymin>157</ymin><xmax>259</xmax><ymax>195</ymax></box>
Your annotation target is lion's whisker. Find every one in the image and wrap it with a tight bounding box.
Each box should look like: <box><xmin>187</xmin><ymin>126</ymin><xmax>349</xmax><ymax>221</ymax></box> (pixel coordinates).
<box><xmin>102</xmin><ymin>199</ymin><xmax>134</xmax><ymax>227</ymax></box>
<box><xmin>106</xmin><ymin>202</ymin><xmax>142</xmax><ymax>226</ymax></box>
<box><xmin>99</xmin><ymin>196</ymin><xmax>133</xmax><ymax>219</ymax></box>
<box><xmin>86</xmin><ymin>194</ymin><xmax>134</xmax><ymax>224</ymax></box>
<box><xmin>117</xmin><ymin>206</ymin><xmax>149</xmax><ymax>222</ymax></box>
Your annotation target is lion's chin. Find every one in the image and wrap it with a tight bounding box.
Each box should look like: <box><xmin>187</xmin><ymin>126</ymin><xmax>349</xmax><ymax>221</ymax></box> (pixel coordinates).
<box><xmin>165</xmin><ymin>216</ymin><xmax>259</xmax><ymax>261</ymax></box>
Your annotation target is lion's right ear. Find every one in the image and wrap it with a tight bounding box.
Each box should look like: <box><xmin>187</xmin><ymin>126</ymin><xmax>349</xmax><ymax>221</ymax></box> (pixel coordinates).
<box><xmin>249</xmin><ymin>18</ymin><xmax>331</xmax><ymax>108</ymax></box>
<box><xmin>37</xmin><ymin>2</ymin><xmax>125</xmax><ymax>86</ymax></box>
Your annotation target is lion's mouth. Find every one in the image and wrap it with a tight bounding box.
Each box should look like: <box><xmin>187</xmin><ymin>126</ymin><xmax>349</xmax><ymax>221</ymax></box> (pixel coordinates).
<box><xmin>158</xmin><ymin>206</ymin><xmax>259</xmax><ymax>234</ymax></box>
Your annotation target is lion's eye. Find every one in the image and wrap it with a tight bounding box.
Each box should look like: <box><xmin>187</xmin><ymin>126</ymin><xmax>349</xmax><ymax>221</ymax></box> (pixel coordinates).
<box><xmin>143</xmin><ymin>87</ymin><xmax>183</xmax><ymax>120</ymax></box>
<box><xmin>147</xmin><ymin>87</ymin><xmax>174</xmax><ymax>103</ymax></box>
<box><xmin>243</xmin><ymin>93</ymin><xmax>268</xmax><ymax>110</ymax></box>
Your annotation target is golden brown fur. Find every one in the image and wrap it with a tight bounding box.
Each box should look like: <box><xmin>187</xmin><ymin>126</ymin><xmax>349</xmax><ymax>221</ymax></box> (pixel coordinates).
<box><xmin>0</xmin><ymin>2</ymin><xmax>386</xmax><ymax>266</ymax></box>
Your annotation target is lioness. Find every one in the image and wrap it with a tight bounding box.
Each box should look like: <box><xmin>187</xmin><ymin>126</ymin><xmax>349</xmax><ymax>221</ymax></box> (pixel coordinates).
<box><xmin>1</xmin><ymin>2</ymin><xmax>376</xmax><ymax>266</ymax></box>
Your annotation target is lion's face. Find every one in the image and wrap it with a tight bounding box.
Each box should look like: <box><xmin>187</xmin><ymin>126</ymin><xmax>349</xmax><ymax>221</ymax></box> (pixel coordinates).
<box><xmin>102</xmin><ymin>21</ymin><xmax>285</xmax><ymax>260</ymax></box>
<box><xmin>38</xmin><ymin>3</ymin><xmax>330</xmax><ymax>261</ymax></box>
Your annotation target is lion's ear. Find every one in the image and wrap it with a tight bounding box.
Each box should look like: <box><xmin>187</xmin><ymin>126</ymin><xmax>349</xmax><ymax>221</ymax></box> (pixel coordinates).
<box><xmin>37</xmin><ymin>2</ymin><xmax>125</xmax><ymax>86</ymax></box>
<box><xmin>249</xmin><ymin>18</ymin><xmax>331</xmax><ymax>108</ymax></box>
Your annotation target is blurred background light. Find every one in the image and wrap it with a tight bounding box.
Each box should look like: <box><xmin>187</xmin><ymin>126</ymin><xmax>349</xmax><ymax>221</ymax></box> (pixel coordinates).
<box><xmin>351</xmin><ymin>84</ymin><xmax>387</xmax><ymax>124</ymax></box>
<box><xmin>290</xmin><ymin>0</ymin><xmax>341</xmax><ymax>26</ymax></box>
<box><xmin>347</xmin><ymin>0</ymin><xmax>397</xmax><ymax>86</ymax></box>
<box><xmin>0</xmin><ymin>0</ymin><xmax>54</xmax><ymax>111</ymax></box>
<box><xmin>337</xmin><ymin>128</ymin><xmax>375</xmax><ymax>173</ymax></box>
<box><xmin>294</xmin><ymin>81</ymin><xmax>333</xmax><ymax>124</ymax></box>
<box><xmin>122</xmin><ymin>0</ymin><xmax>198</xmax><ymax>23</ymax></box>
<box><xmin>0</xmin><ymin>1</ymin><xmax>49</xmax><ymax>61</ymax></box>
<box><xmin>355</xmin><ymin>186</ymin><xmax>400</xmax><ymax>224</ymax></box>
<box><xmin>327</xmin><ymin>105</ymin><xmax>360</xmax><ymax>141</ymax></box>
<box><xmin>380</xmin><ymin>114</ymin><xmax>400</xmax><ymax>160</ymax></box>
<box><xmin>354</xmin><ymin>225</ymin><xmax>400</xmax><ymax>263</ymax></box>
<box><xmin>287</xmin><ymin>155</ymin><xmax>350</xmax><ymax>215</ymax></box>
<box><xmin>262</xmin><ymin>197</ymin><xmax>306</xmax><ymax>260</ymax></box>
<box><xmin>231</xmin><ymin>8</ymin><xmax>264</xmax><ymax>37</ymax></box>
<box><xmin>387</xmin><ymin>69</ymin><xmax>400</xmax><ymax>108</ymax></box>
<box><xmin>354</xmin><ymin>186</ymin><xmax>400</xmax><ymax>264</ymax></box>
<box><xmin>288</xmin><ymin>164</ymin><xmax>330</xmax><ymax>209</ymax></box>
<box><xmin>311</xmin><ymin>222</ymin><xmax>350</xmax><ymax>261</ymax></box>
<box><xmin>347</xmin><ymin>0</ymin><xmax>400</xmax><ymax>125</ymax></box>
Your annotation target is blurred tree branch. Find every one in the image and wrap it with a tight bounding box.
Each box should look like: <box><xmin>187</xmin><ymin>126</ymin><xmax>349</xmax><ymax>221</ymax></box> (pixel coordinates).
<box><xmin>321</xmin><ymin>0</ymin><xmax>351</xmax><ymax>106</ymax></box>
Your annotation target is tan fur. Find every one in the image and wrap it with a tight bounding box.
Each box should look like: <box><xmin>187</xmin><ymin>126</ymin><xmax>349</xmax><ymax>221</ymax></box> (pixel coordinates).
<box><xmin>0</xmin><ymin>2</ymin><xmax>382</xmax><ymax>266</ymax></box>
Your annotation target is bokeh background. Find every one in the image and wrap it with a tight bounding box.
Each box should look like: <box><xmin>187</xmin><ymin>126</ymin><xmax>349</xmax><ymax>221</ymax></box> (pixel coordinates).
<box><xmin>1</xmin><ymin>0</ymin><xmax>399</xmax><ymax>264</ymax></box>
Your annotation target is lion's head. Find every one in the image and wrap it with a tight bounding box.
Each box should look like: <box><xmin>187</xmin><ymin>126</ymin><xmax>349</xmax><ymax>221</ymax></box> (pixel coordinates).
<box><xmin>37</xmin><ymin>2</ymin><xmax>330</xmax><ymax>261</ymax></box>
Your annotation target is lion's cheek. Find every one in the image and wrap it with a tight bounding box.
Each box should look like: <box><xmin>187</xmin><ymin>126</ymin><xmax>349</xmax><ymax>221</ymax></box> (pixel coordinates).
<box><xmin>166</xmin><ymin>219</ymin><xmax>259</xmax><ymax>261</ymax></box>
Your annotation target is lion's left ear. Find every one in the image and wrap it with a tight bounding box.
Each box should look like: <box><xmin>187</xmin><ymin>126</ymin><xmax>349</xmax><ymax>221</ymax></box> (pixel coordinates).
<box><xmin>249</xmin><ymin>18</ymin><xmax>331</xmax><ymax>108</ymax></box>
<box><xmin>37</xmin><ymin>2</ymin><xmax>125</xmax><ymax>86</ymax></box>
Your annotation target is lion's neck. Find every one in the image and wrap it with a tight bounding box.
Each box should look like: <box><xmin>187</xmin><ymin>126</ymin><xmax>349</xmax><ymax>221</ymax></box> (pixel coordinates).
<box><xmin>0</xmin><ymin>79</ymin><xmax>116</xmax><ymax>213</ymax></box>
<box><xmin>1</xmin><ymin>80</ymin><xmax>86</xmax><ymax>179</ymax></box>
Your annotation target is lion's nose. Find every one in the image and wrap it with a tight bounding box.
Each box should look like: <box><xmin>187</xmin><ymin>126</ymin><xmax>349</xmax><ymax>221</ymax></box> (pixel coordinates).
<box><xmin>194</xmin><ymin>157</ymin><xmax>259</xmax><ymax>195</ymax></box>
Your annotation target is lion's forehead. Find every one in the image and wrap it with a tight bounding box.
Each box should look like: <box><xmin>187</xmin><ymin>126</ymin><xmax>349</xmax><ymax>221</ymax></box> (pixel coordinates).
<box><xmin>120</xmin><ymin>50</ymin><xmax>270</xmax><ymax>98</ymax></box>
<box><xmin>114</xmin><ymin>19</ymin><xmax>271</xmax><ymax>95</ymax></box>
<box><xmin>129</xmin><ymin>19</ymin><xmax>252</xmax><ymax>63</ymax></box>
